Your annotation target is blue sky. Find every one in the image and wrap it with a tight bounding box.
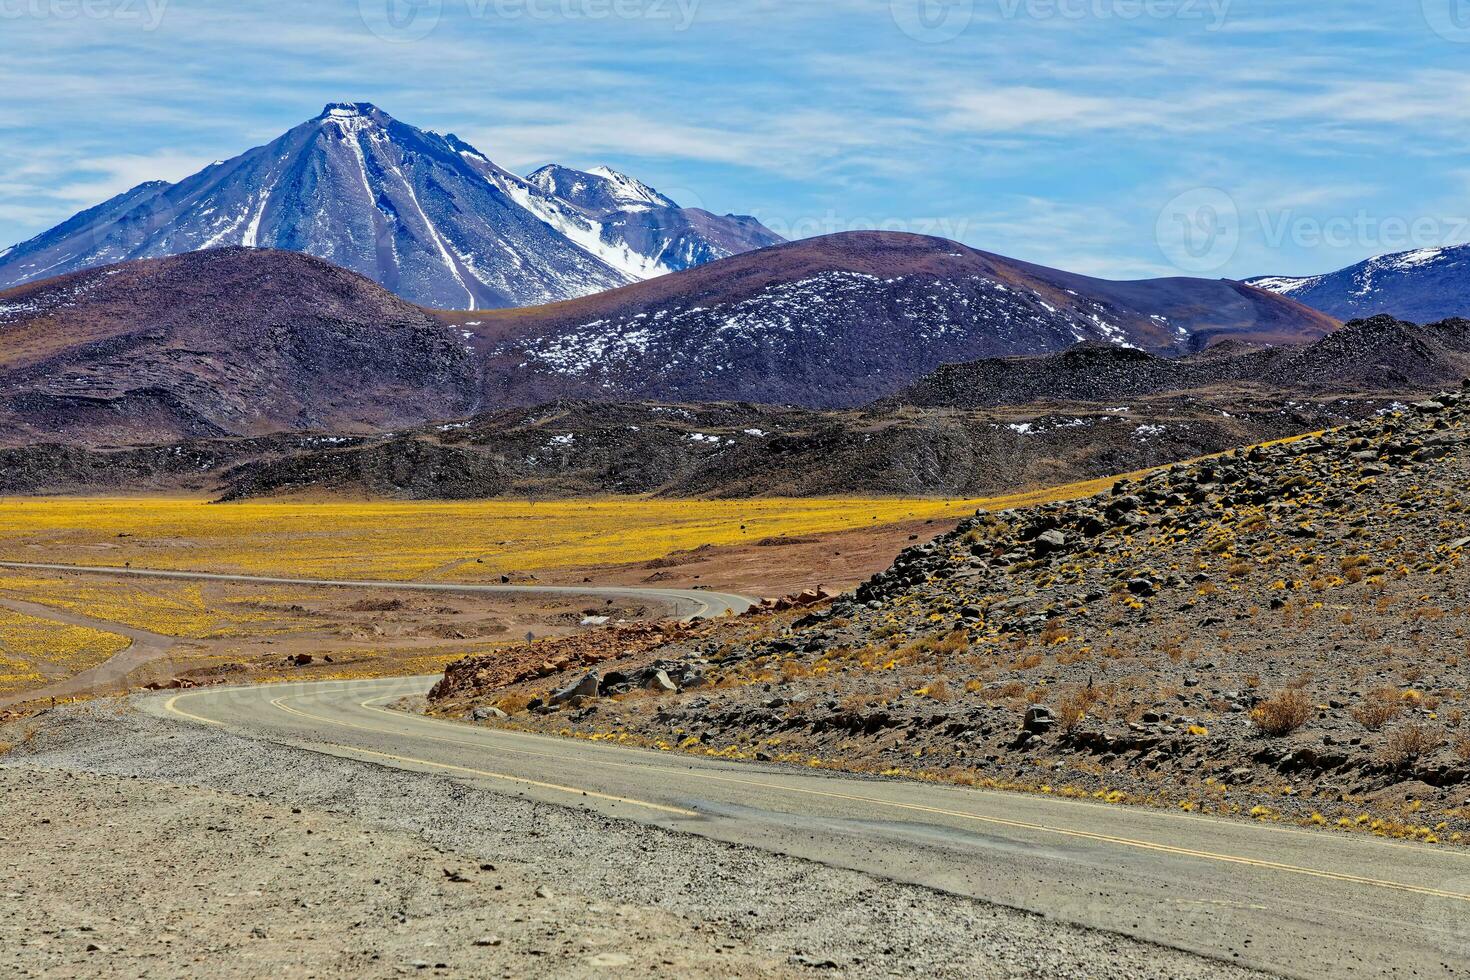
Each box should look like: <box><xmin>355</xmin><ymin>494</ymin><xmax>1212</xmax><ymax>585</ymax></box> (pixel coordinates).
<box><xmin>0</xmin><ymin>0</ymin><xmax>1463</xmax><ymax>280</ymax></box>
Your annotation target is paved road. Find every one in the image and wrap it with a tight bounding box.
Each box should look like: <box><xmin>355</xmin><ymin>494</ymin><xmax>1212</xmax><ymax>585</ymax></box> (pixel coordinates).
<box><xmin>152</xmin><ymin>676</ymin><xmax>1470</xmax><ymax>979</ymax></box>
<box><xmin>0</xmin><ymin>560</ymin><xmax>755</xmax><ymax>621</ymax></box>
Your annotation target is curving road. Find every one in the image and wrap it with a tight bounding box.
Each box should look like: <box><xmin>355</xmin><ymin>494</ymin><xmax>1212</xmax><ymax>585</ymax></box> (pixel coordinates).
<box><xmin>0</xmin><ymin>560</ymin><xmax>755</xmax><ymax>621</ymax></box>
<box><xmin>152</xmin><ymin>675</ymin><xmax>1470</xmax><ymax>980</ymax></box>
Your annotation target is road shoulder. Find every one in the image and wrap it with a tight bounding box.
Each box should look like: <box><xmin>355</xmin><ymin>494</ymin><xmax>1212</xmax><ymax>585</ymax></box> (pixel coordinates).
<box><xmin>0</xmin><ymin>699</ymin><xmax>1268</xmax><ymax>979</ymax></box>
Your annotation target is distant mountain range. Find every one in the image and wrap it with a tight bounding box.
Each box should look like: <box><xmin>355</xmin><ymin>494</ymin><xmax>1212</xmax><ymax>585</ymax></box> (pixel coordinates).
<box><xmin>0</xmin><ymin>233</ymin><xmax>1338</xmax><ymax>446</ymax></box>
<box><xmin>0</xmin><ymin>103</ymin><xmax>781</xmax><ymax>309</ymax></box>
<box><xmin>1249</xmin><ymin>244</ymin><xmax>1470</xmax><ymax>322</ymax></box>
<box><xmin>893</xmin><ymin>314</ymin><xmax>1470</xmax><ymax>409</ymax></box>
<box><xmin>462</xmin><ymin>231</ymin><xmax>1338</xmax><ymax>408</ymax></box>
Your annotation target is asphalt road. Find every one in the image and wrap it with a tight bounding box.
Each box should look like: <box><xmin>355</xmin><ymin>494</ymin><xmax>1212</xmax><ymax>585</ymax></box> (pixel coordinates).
<box><xmin>152</xmin><ymin>675</ymin><xmax>1470</xmax><ymax>979</ymax></box>
<box><xmin>0</xmin><ymin>560</ymin><xmax>755</xmax><ymax>621</ymax></box>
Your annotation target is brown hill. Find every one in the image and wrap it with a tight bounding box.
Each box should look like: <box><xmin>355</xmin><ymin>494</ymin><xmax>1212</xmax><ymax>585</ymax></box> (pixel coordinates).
<box><xmin>0</xmin><ymin>248</ymin><xmax>479</xmax><ymax>446</ymax></box>
<box><xmin>456</xmin><ymin>232</ymin><xmax>1338</xmax><ymax>408</ymax></box>
<box><xmin>0</xmin><ymin>234</ymin><xmax>1337</xmax><ymax>447</ymax></box>
<box><xmin>891</xmin><ymin>316</ymin><xmax>1470</xmax><ymax>410</ymax></box>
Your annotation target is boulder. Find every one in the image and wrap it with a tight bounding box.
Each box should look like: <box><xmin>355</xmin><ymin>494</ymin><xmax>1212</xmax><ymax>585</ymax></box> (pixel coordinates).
<box><xmin>1023</xmin><ymin>705</ymin><xmax>1055</xmax><ymax>734</ymax></box>
<box><xmin>549</xmin><ymin>671</ymin><xmax>600</xmax><ymax>706</ymax></box>
<box><xmin>644</xmin><ymin>670</ymin><xmax>678</xmax><ymax>693</ymax></box>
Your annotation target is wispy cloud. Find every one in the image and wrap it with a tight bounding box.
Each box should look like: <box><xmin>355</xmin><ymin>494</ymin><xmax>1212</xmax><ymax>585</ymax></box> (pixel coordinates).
<box><xmin>0</xmin><ymin>0</ymin><xmax>1459</xmax><ymax>279</ymax></box>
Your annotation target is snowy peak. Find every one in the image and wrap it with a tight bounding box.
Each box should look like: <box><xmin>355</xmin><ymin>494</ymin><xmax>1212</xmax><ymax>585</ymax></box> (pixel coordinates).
<box><xmin>526</xmin><ymin>164</ymin><xmax>677</xmax><ymax>215</ymax></box>
<box><xmin>1248</xmin><ymin>243</ymin><xmax>1470</xmax><ymax>322</ymax></box>
<box><xmin>587</xmin><ymin>166</ymin><xmax>678</xmax><ymax>210</ymax></box>
<box><xmin>0</xmin><ymin>104</ymin><xmax>781</xmax><ymax>310</ymax></box>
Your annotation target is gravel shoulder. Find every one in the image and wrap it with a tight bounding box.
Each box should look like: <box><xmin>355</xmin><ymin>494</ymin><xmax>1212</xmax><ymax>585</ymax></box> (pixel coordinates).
<box><xmin>0</xmin><ymin>700</ymin><xmax>1269</xmax><ymax>979</ymax></box>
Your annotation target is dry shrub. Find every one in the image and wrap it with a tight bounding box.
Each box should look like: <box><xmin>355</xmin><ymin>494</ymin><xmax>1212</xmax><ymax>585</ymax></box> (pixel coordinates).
<box><xmin>1454</xmin><ymin>735</ymin><xmax>1470</xmax><ymax>763</ymax></box>
<box><xmin>985</xmin><ymin>680</ymin><xmax>1026</xmax><ymax>701</ymax></box>
<box><xmin>1038</xmin><ymin>620</ymin><xmax>1069</xmax><ymax>645</ymax></box>
<box><xmin>1285</xmin><ymin>671</ymin><xmax>1313</xmax><ymax>691</ymax></box>
<box><xmin>925</xmin><ymin>678</ymin><xmax>953</xmax><ymax>703</ymax></box>
<box><xmin>1251</xmin><ymin>690</ymin><xmax>1313</xmax><ymax>736</ymax></box>
<box><xmin>1054</xmin><ymin>684</ymin><xmax>1103</xmax><ymax>733</ymax></box>
<box><xmin>1382</xmin><ymin>724</ymin><xmax>1441</xmax><ymax>767</ymax></box>
<box><xmin>496</xmin><ymin>692</ymin><xmax>533</xmax><ymax>715</ymax></box>
<box><xmin>1350</xmin><ymin>687</ymin><xmax>1405</xmax><ymax>731</ymax></box>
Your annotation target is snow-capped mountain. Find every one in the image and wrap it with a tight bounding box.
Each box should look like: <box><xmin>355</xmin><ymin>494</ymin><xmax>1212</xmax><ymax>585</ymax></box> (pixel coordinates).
<box><xmin>1248</xmin><ymin>244</ymin><xmax>1470</xmax><ymax>322</ymax></box>
<box><xmin>464</xmin><ymin>232</ymin><xmax>1340</xmax><ymax>408</ymax></box>
<box><xmin>0</xmin><ymin>103</ymin><xmax>782</xmax><ymax>309</ymax></box>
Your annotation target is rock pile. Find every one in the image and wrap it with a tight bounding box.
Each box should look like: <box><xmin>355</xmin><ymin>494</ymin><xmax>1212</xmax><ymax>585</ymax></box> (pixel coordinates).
<box><xmin>454</xmin><ymin>390</ymin><xmax>1470</xmax><ymax>836</ymax></box>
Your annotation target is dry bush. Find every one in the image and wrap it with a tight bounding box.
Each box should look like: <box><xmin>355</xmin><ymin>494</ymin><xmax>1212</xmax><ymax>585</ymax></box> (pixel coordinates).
<box><xmin>1038</xmin><ymin>620</ymin><xmax>1069</xmax><ymax>645</ymax></box>
<box><xmin>1454</xmin><ymin>735</ymin><xmax>1470</xmax><ymax>763</ymax></box>
<box><xmin>985</xmin><ymin>680</ymin><xmax>1026</xmax><ymax>701</ymax></box>
<box><xmin>1382</xmin><ymin>724</ymin><xmax>1441</xmax><ymax>768</ymax></box>
<box><xmin>1251</xmin><ymin>690</ymin><xmax>1313</xmax><ymax>736</ymax></box>
<box><xmin>1054</xmin><ymin>684</ymin><xmax>1102</xmax><ymax>733</ymax></box>
<box><xmin>925</xmin><ymin>678</ymin><xmax>953</xmax><ymax>703</ymax></box>
<box><xmin>1286</xmin><ymin>671</ymin><xmax>1313</xmax><ymax>691</ymax></box>
<box><xmin>496</xmin><ymin>692</ymin><xmax>533</xmax><ymax>715</ymax></box>
<box><xmin>1351</xmin><ymin>687</ymin><xmax>1405</xmax><ymax>731</ymax></box>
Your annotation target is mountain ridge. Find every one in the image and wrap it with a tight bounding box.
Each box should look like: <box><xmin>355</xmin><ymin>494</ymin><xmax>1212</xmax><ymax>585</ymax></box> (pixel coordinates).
<box><xmin>1248</xmin><ymin>244</ymin><xmax>1470</xmax><ymax>322</ymax></box>
<box><xmin>0</xmin><ymin>233</ymin><xmax>1337</xmax><ymax>446</ymax></box>
<box><xmin>0</xmin><ymin>103</ymin><xmax>782</xmax><ymax>309</ymax></box>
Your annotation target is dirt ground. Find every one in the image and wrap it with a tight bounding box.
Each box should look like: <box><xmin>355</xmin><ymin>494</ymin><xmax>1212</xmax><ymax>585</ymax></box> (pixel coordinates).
<box><xmin>0</xmin><ymin>765</ymin><xmax>788</xmax><ymax>978</ymax></box>
<box><xmin>0</xmin><ymin>701</ymin><xmax>1266</xmax><ymax>980</ymax></box>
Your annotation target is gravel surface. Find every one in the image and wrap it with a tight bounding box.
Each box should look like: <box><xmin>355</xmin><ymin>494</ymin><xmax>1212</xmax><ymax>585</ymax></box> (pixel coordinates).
<box><xmin>0</xmin><ymin>701</ymin><xmax>1269</xmax><ymax>979</ymax></box>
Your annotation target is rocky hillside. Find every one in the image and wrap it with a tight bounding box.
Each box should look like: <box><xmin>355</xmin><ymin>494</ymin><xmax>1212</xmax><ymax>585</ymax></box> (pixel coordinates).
<box><xmin>0</xmin><ymin>248</ymin><xmax>478</xmax><ymax>445</ymax></box>
<box><xmin>463</xmin><ymin>232</ymin><xmax>1338</xmax><ymax>409</ymax></box>
<box><xmin>430</xmin><ymin>393</ymin><xmax>1470</xmax><ymax>840</ymax></box>
<box><xmin>173</xmin><ymin>395</ymin><xmax>1384</xmax><ymax>501</ymax></box>
<box><xmin>0</xmin><ymin>103</ymin><xmax>780</xmax><ymax>309</ymax></box>
<box><xmin>1250</xmin><ymin>245</ymin><xmax>1470</xmax><ymax>323</ymax></box>
<box><xmin>893</xmin><ymin>315</ymin><xmax>1470</xmax><ymax>409</ymax></box>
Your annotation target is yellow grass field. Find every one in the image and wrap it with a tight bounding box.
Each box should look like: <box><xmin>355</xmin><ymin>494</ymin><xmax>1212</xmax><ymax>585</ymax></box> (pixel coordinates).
<box><xmin>0</xmin><ymin>573</ymin><xmax>320</xmax><ymax>640</ymax></box>
<box><xmin>0</xmin><ymin>483</ymin><xmax>1124</xmax><ymax>582</ymax></box>
<box><xmin>0</xmin><ymin>608</ymin><xmax>130</xmax><ymax>697</ymax></box>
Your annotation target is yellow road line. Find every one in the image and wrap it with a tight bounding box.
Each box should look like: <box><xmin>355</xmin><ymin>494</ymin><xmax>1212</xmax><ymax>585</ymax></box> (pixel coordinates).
<box><xmin>380</xmin><ymin>693</ymin><xmax>1468</xmax><ymax>859</ymax></box>
<box><xmin>346</xmin><ymin>699</ymin><xmax>1470</xmax><ymax>904</ymax></box>
<box><xmin>266</xmin><ymin>696</ymin><xmax>696</xmax><ymax>817</ymax></box>
<box><xmin>167</xmin><ymin>683</ymin><xmax>1470</xmax><ymax>905</ymax></box>
<box><xmin>162</xmin><ymin>692</ymin><xmax>225</xmax><ymax>727</ymax></box>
